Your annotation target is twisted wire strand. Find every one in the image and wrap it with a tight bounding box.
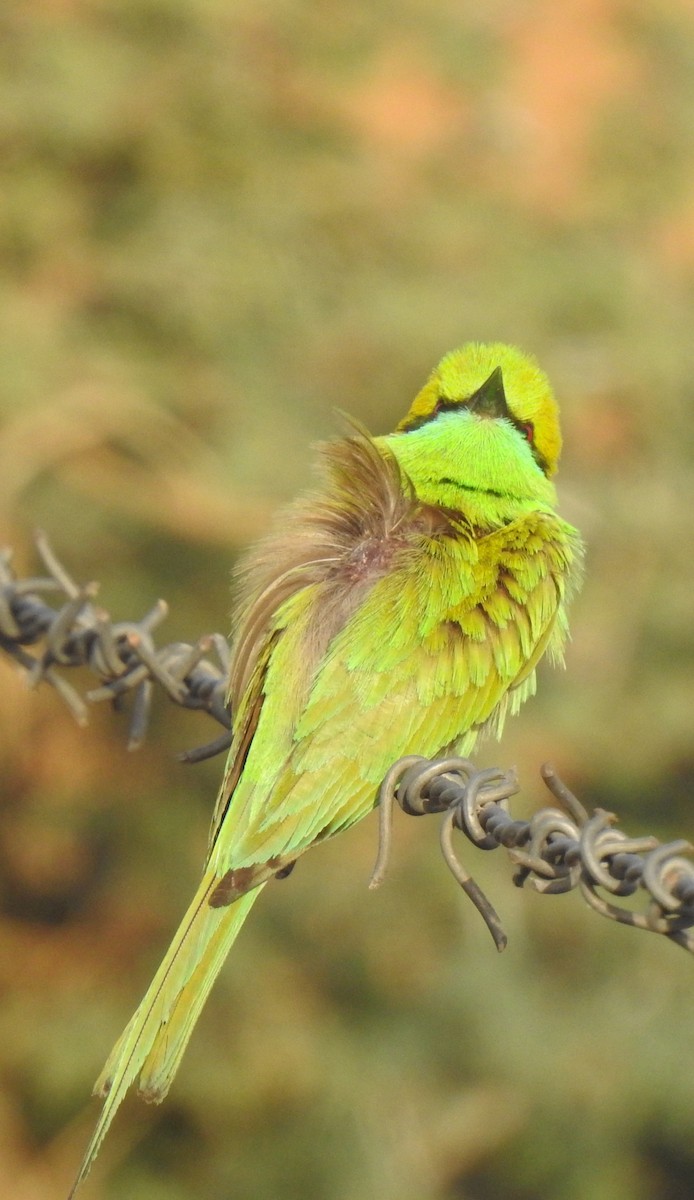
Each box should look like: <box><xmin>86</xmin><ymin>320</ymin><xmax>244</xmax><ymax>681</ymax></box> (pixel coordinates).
<box><xmin>2</xmin><ymin>535</ymin><xmax>693</xmax><ymax>955</ymax></box>
<box><xmin>0</xmin><ymin>532</ymin><xmax>232</xmax><ymax>760</ymax></box>
<box><xmin>369</xmin><ymin>756</ymin><xmax>694</xmax><ymax>955</ymax></box>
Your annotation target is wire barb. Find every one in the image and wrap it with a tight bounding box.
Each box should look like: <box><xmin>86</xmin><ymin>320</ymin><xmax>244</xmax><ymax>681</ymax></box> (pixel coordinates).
<box><xmin>0</xmin><ymin>532</ymin><xmax>231</xmax><ymax>753</ymax></box>
<box><xmin>371</xmin><ymin>755</ymin><xmax>694</xmax><ymax>956</ymax></box>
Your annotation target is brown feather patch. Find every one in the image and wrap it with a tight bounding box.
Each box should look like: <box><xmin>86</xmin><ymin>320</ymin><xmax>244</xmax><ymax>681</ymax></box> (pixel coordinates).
<box><xmin>208</xmin><ymin>866</ymin><xmax>257</xmax><ymax>908</ymax></box>
<box><xmin>228</xmin><ymin>432</ymin><xmax>456</xmax><ymax>712</ymax></box>
<box><xmin>208</xmin><ymin>853</ymin><xmax>298</xmax><ymax>906</ymax></box>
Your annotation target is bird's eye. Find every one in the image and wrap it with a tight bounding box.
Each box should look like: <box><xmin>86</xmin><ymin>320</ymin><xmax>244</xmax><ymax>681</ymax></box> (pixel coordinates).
<box><xmin>518</xmin><ymin>421</ymin><xmax>534</xmax><ymax>443</ymax></box>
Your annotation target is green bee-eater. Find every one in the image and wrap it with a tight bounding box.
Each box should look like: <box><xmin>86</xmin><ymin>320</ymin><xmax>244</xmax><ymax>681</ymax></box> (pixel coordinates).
<box><xmin>69</xmin><ymin>342</ymin><xmax>582</xmax><ymax>1194</ymax></box>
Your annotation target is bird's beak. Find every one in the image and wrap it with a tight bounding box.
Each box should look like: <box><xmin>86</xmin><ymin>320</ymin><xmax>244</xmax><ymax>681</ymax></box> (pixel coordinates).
<box><xmin>467</xmin><ymin>367</ymin><xmax>511</xmax><ymax>420</ymax></box>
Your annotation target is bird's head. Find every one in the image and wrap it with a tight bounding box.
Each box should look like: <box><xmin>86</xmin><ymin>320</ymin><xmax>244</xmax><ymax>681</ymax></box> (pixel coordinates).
<box><xmin>397</xmin><ymin>342</ymin><xmax>562</xmax><ymax>479</ymax></box>
<box><xmin>379</xmin><ymin>344</ymin><xmax>563</xmax><ymax>522</ymax></box>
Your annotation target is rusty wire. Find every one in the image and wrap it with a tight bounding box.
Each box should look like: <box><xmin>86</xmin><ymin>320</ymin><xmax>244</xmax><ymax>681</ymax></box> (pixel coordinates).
<box><xmin>0</xmin><ymin>531</ymin><xmax>232</xmax><ymax>760</ymax></box>
<box><xmin>369</xmin><ymin>756</ymin><xmax>694</xmax><ymax>956</ymax></box>
<box><xmin>2</xmin><ymin>534</ymin><xmax>694</xmax><ymax>956</ymax></box>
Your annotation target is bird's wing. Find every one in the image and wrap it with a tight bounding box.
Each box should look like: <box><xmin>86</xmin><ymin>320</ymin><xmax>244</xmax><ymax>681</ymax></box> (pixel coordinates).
<box><xmin>209</xmin><ymin>511</ymin><xmax>579</xmax><ymax>874</ymax></box>
<box><xmin>207</xmin><ymin>431</ymin><xmax>422</xmax><ymax>860</ymax></box>
<box><xmin>207</xmin><ymin>631</ymin><xmax>276</xmax><ymax>856</ymax></box>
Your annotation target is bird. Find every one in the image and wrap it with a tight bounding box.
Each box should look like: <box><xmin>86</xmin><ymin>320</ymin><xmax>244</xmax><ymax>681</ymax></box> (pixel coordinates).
<box><xmin>69</xmin><ymin>341</ymin><xmax>582</xmax><ymax>1194</ymax></box>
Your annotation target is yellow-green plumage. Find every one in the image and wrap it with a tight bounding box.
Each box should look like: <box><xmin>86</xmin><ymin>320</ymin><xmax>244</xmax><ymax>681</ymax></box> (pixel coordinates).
<box><xmin>69</xmin><ymin>342</ymin><xmax>582</xmax><ymax>1195</ymax></box>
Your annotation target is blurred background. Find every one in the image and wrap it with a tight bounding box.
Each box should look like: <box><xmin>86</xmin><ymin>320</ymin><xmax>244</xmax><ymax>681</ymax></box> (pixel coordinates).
<box><xmin>1</xmin><ymin>1</ymin><xmax>694</xmax><ymax>1197</ymax></box>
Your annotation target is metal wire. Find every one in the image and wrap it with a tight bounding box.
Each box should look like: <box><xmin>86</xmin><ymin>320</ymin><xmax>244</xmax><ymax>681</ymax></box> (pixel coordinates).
<box><xmin>0</xmin><ymin>532</ymin><xmax>232</xmax><ymax>758</ymax></box>
<box><xmin>2</xmin><ymin>534</ymin><xmax>694</xmax><ymax>956</ymax></box>
<box><xmin>369</xmin><ymin>756</ymin><xmax>694</xmax><ymax>955</ymax></box>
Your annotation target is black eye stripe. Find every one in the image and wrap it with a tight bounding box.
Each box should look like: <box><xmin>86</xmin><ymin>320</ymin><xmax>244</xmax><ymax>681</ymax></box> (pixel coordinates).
<box><xmin>399</xmin><ymin>400</ymin><xmax>550</xmax><ymax>476</ymax></box>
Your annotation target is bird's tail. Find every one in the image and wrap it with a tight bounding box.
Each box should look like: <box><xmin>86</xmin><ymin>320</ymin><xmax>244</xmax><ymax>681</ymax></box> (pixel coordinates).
<box><xmin>69</xmin><ymin>871</ymin><xmax>264</xmax><ymax>1197</ymax></box>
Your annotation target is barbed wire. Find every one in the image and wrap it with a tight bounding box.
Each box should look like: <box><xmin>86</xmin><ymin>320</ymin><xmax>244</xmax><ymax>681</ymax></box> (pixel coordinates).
<box><xmin>0</xmin><ymin>531</ymin><xmax>232</xmax><ymax>761</ymax></box>
<box><xmin>1</xmin><ymin>533</ymin><xmax>693</xmax><ymax>955</ymax></box>
<box><xmin>369</xmin><ymin>756</ymin><xmax>694</xmax><ymax>956</ymax></box>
